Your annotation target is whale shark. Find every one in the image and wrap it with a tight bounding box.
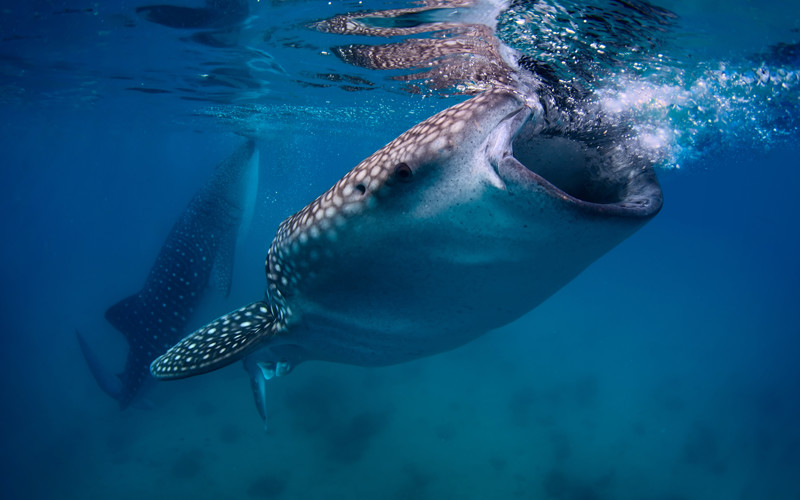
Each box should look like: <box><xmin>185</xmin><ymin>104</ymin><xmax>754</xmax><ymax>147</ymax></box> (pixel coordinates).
<box><xmin>78</xmin><ymin>139</ymin><xmax>259</xmax><ymax>409</ymax></box>
<box><xmin>150</xmin><ymin>86</ymin><xmax>662</xmax><ymax>423</ymax></box>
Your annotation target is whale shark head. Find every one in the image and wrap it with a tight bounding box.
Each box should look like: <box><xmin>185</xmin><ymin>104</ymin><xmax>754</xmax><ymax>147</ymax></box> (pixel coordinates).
<box><xmin>265</xmin><ymin>87</ymin><xmax>662</xmax><ymax>324</ymax></box>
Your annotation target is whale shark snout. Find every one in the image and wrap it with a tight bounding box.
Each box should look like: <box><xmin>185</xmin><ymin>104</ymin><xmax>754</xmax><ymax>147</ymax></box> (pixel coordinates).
<box><xmin>499</xmin><ymin>119</ymin><xmax>663</xmax><ymax>217</ymax></box>
<box><xmin>458</xmin><ymin>88</ymin><xmax>663</xmax><ymax>220</ymax></box>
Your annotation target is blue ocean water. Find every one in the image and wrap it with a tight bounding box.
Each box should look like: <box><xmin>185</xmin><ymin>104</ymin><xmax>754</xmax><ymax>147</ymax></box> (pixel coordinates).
<box><xmin>1</xmin><ymin>1</ymin><xmax>798</xmax><ymax>499</ymax></box>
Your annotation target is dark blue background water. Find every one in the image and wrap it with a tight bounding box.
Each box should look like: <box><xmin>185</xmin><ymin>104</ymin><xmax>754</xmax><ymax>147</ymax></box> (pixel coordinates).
<box><xmin>1</xmin><ymin>1</ymin><xmax>798</xmax><ymax>499</ymax></box>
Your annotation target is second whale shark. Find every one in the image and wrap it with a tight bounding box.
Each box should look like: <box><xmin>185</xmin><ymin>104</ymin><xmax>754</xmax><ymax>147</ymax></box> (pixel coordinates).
<box><xmin>151</xmin><ymin>87</ymin><xmax>662</xmax><ymax>422</ymax></box>
<box><xmin>78</xmin><ymin>139</ymin><xmax>259</xmax><ymax>409</ymax></box>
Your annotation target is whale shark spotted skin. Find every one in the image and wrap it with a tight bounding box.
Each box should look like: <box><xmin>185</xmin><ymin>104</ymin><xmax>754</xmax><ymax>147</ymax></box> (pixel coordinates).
<box><xmin>78</xmin><ymin>139</ymin><xmax>258</xmax><ymax>409</ymax></box>
<box><xmin>314</xmin><ymin>2</ymin><xmax>518</xmax><ymax>94</ymax></box>
<box><xmin>150</xmin><ymin>87</ymin><xmax>662</xmax><ymax>394</ymax></box>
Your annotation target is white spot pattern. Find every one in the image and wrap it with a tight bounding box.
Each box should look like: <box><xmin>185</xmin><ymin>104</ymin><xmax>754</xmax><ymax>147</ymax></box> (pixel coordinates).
<box><xmin>150</xmin><ymin>300</ymin><xmax>275</xmax><ymax>379</ymax></box>
<box><xmin>151</xmin><ymin>88</ymin><xmax>526</xmax><ymax>382</ymax></box>
<box><xmin>263</xmin><ymin>87</ymin><xmax>522</xmax><ymax>315</ymax></box>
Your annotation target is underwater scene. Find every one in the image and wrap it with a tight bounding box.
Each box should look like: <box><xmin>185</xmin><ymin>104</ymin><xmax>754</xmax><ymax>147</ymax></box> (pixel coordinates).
<box><xmin>1</xmin><ymin>0</ymin><xmax>799</xmax><ymax>499</ymax></box>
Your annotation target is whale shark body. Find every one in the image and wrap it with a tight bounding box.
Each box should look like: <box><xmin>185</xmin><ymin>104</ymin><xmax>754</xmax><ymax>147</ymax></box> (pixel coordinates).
<box><xmin>78</xmin><ymin>139</ymin><xmax>258</xmax><ymax>409</ymax></box>
<box><xmin>151</xmin><ymin>87</ymin><xmax>662</xmax><ymax>423</ymax></box>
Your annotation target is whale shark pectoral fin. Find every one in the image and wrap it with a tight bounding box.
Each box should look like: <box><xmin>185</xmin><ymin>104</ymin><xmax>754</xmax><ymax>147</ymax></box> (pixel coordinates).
<box><xmin>150</xmin><ymin>301</ymin><xmax>274</xmax><ymax>380</ymax></box>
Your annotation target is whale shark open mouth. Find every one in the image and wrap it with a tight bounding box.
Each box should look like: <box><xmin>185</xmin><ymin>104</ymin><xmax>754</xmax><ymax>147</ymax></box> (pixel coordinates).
<box><xmin>498</xmin><ymin>118</ymin><xmax>663</xmax><ymax>218</ymax></box>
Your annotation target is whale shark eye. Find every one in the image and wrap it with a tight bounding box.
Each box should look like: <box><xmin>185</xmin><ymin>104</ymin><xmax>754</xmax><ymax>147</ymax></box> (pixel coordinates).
<box><xmin>394</xmin><ymin>162</ymin><xmax>412</xmax><ymax>181</ymax></box>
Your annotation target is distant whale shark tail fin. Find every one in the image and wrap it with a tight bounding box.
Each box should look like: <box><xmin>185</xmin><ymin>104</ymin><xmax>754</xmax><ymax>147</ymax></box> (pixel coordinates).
<box><xmin>104</xmin><ymin>295</ymin><xmax>147</xmax><ymax>344</ymax></box>
<box><xmin>76</xmin><ymin>329</ymin><xmax>124</xmax><ymax>402</ymax></box>
<box><xmin>150</xmin><ymin>300</ymin><xmax>275</xmax><ymax>379</ymax></box>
